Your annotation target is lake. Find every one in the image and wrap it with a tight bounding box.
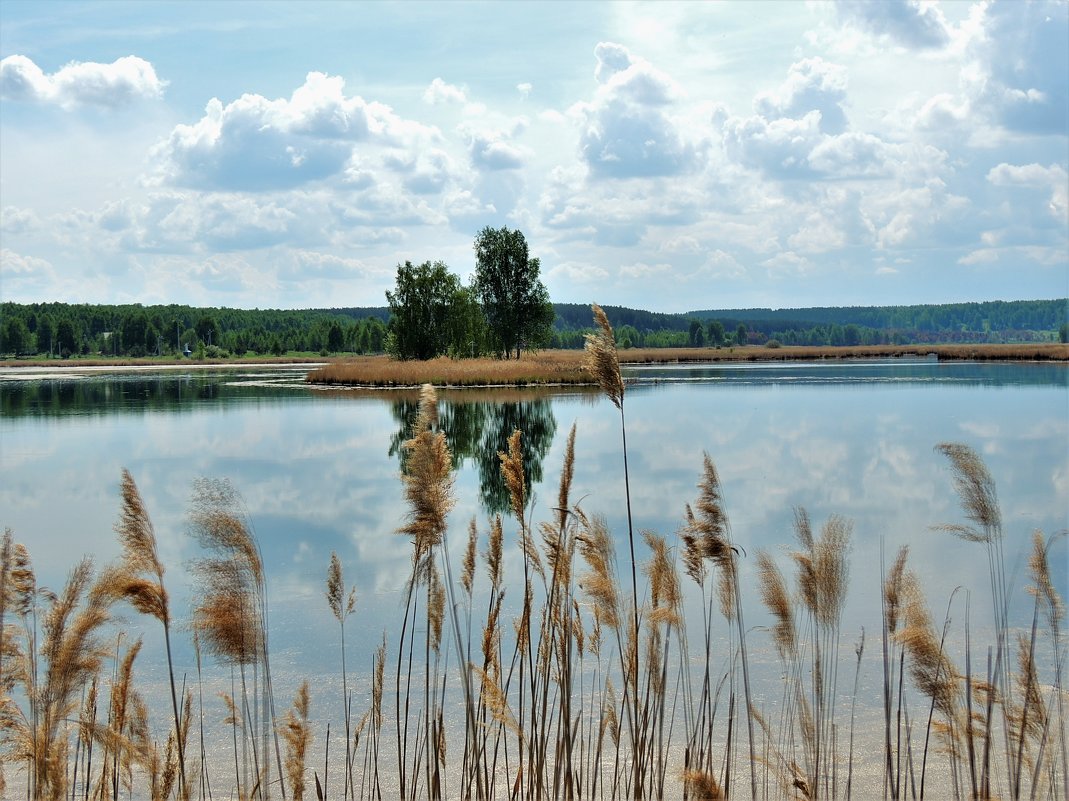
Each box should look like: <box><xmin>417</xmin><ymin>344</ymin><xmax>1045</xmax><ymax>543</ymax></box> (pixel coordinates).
<box><xmin>1</xmin><ymin>358</ymin><xmax>1066</xmax><ymax>798</ymax></box>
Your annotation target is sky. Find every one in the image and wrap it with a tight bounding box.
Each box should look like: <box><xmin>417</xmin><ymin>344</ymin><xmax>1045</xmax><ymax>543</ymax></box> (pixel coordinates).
<box><xmin>1</xmin><ymin>0</ymin><xmax>1066</xmax><ymax>313</ymax></box>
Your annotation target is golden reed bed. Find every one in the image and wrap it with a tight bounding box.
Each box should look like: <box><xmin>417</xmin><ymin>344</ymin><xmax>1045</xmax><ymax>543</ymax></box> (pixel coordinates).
<box><xmin>306</xmin><ymin>343</ymin><xmax>1068</xmax><ymax>387</ymax></box>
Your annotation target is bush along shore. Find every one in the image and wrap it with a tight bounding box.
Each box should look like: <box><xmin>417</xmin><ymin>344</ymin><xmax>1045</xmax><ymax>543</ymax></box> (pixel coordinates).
<box><xmin>1</xmin><ymin>307</ymin><xmax>1065</xmax><ymax>800</ymax></box>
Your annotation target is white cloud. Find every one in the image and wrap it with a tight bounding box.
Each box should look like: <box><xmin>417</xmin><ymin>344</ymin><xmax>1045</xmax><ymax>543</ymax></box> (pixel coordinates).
<box><xmin>966</xmin><ymin>0</ymin><xmax>1068</xmax><ymax>135</ymax></box>
<box><xmin>987</xmin><ymin>163</ymin><xmax>1068</xmax><ymax>219</ymax></box>
<box><xmin>278</xmin><ymin>250</ymin><xmax>381</xmax><ymax>281</ymax></box>
<box><xmin>761</xmin><ymin>251</ymin><xmax>811</xmax><ymax>275</ymax></box>
<box><xmin>835</xmin><ymin>0</ymin><xmax>951</xmax><ymax>51</ymax></box>
<box><xmin>548</xmin><ymin>261</ymin><xmax>610</xmax><ymax>283</ymax></box>
<box><xmin>620</xmin><ymin>261</ymin><xmax>671</xmax><ymax>279</ymax></box>
<box><xmin>516</xmin><ymin>82</ymin><xmax>533</xmax><ymax>99</ymax></box>
<box><xmin>1</xmin><ymin>248</ymin><xmax>52</xmax><ymax>275</ymax></box>
<box><xmin>1</xmin><ymin>206</ymin><xmax>40</xmax><ymax>234</ymax></box>
<box><xmin>465</xmin><ymin>127</ymin><xmax>527</xmax><ymax>171</ymax></box>
<box><xmin>423</xmin><ymin>77</ymin><xmax>467</xmax><ymax>105</ymax></box>
<box><xmin>574</xmin><ymin>42</ymin><xmax>699</xmax><ymax>179</ymax></box>
<box><xmin>0</xmin><ymin>54</ymin><xmax>165</xmax><ymax>109</ymax></box>
<box><xmin>754</xmin><ymin>57</ymin><xmax>849</xmax><ymax>134</ymax></box>
<box><xmin>723</xmin><ymin>110</ymin><xmax>824</xmax><ymax>177</ymax></box>
<box><xmin>150</xmin><ymin>72</ymin><xmax>437</xmax><ymax>191</ymax></box>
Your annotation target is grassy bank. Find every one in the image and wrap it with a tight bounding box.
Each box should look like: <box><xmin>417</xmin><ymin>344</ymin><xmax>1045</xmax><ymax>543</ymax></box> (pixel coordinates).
<box><xmin>307</xmin><ymin>343</ymin><xmax>1067</xmax><ymax>388</ymax></box>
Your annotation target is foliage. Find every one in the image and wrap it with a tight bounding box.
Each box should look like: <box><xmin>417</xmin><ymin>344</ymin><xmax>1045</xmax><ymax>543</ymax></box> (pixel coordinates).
<box><xmin>386</xmin><ymin>260</ymin><xmax>464</xmax><ymax>360</ymax></box>
<box><xmin>472</xmin><ymin>227</ymin><xmax>554</xmax><ymax>359</ymax></box>
<box><xmin>0</xmin><ymin>302</ymin><xmax>388</xmax><ymax>358</ymax></box>
<box><xmin>1</xmin><ymin>296</ymin><xmax>1063</xmax><ymax>359</ymax></box>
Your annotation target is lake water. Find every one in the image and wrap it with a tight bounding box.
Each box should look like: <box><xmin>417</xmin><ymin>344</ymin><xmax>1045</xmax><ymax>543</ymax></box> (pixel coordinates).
<box><xmin>1</xmin><ymin>358</ymin><xmax>1066</xmax><ymax>796</ymax></box>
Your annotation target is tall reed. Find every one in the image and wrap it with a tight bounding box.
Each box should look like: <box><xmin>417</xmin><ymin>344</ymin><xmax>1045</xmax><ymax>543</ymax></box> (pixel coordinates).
<box><xmin>326</xmin><ymin>552</ymin><xmax>357</xmax><ymax>799</ymax></box>
<box><xmin>106</xmin><ymin>468</ymin><xmax>188</xmax><ymax>797</ymax></box>
<box><xmin>584</xmin><ymin>303</ymin><xmax>643</xmax><ymax>798</ymax></box>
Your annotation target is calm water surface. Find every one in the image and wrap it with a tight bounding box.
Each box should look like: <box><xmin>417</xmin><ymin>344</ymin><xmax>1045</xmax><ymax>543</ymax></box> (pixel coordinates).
<box><xmin>1</xmin><ymin>359</ymin><xmax>1066</xmax><ymax>788</ymax></box>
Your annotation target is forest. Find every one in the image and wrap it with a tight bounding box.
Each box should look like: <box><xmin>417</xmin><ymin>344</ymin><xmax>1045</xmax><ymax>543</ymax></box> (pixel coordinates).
<box><xmin>1</xmin><ymin>298</ymin><xmax>1065</xmax><ymax>359</ymax></box>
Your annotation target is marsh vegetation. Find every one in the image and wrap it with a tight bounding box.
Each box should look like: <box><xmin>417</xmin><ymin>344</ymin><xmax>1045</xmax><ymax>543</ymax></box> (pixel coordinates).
<box><xmin>1</xmin><ymin>309</ymin><xmax>1065</xmax><ymax>800</ymax></box>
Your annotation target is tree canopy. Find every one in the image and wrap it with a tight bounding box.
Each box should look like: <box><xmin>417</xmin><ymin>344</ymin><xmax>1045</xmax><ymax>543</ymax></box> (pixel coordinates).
<box><xmin>385</xmin><ymin>260</ymin><xmax>461</xmax><ymax>360</ymax></box>
<box><xmin>472</xmin><ymin>226</ymin><xmax>554</xmax><ymax>359</ymax></box>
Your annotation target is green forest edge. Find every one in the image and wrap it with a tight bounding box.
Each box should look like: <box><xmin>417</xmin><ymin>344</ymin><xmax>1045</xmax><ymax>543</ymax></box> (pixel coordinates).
<box><xmin>3</xmin><ymin>298</ymin><xmax>1066</xmax><ymax>362</ymax></box>
<box><xmin>1</xmin><ymin>306</ymin><xmax>1066</xmax><ymax>801</ymax></box>
<box><xmin>0</xmin><ymin>224</ymin><xmax>1065</xmax><ymax>361</ymax></box>
<box><xmin>2</xmin><ymin>299</ymin><xmax>1066</xmax><ymax>361</ymax></box>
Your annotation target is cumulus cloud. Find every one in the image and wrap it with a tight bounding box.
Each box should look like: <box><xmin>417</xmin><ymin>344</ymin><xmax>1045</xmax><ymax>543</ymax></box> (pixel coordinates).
<box><xmin>0</xmin><ymin>54</ymin><xmax>165</xmax><ymax>108</ymax></box>
<box><xmin>464</xmin><ymin>124</ymin><xmax>528</xmax><ymax>171</ymax></box>
<box><xmin>151</xmin><ymin>71</ymin><xmax>435</xmax><ymax>191</ymax></box>
<box><xmin>547</xmin><ymin>261</ymin><xmax>610</xmax><ymax>283</ymax></box>
<box><xmin>723</xmin><ymin>111</ymin><xmax>824</xmax><ymax>177</ymax></box>
<box><xmin>575</xmin><ymin>42</ymin><xmax>699</xmax><ymax>179</ymax></box>
<box><xmin>423</xmin><ymin>77</ymin><xmax>467</xmax><ymax>105</ymax></box>
<box><xmin>620</xmin><ymin>261</ymin><xmax>671</xmax><ymax>279</ymax></box>
<box><xmin>968</xmin><ymin>0</ymin><xmax>1068</xmax><ymax>135</ymax></box>
<box><xmin>1</xmin><ymin>248</ymin><xmax>53</xmax><ymax>275</ymax></box>
<box><xmin>1</xmin><ymin>206</ymin><xmax>40</xmax><ymax>234</ymax></box>
<box><xmin>278</xmin><ymin>250</ymin><xmax>379</xmax><ymax>281</ymax></box>
<box><xmin>836</xmin><ymin>0</ymin><xmax>951</xmax><ymax>50</ymax></box>
<box><xmin>987</xmin><ymin>162</ymin><xmax>1068</xmax><ymax>222</ymax></box>
<box><xmin>754</xmin><ymin>57</ymin><xmax>849</xmax><ymax>134</ymax></box>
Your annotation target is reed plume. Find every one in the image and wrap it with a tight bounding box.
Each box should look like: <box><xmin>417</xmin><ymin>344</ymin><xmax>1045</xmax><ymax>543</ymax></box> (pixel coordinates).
<box><xmin>584</xmin><ymin>304</ymin><xmax>624</xmax><ymax>410</ymax></box>
<box><xmin>1026</xmin><ymin>530</ymin><xmax>1067</xmax><ymax>799</ymax></box>
<box><xmin>499</xmin><ymin>428</ymin><xmax>526</xmax><ymax>524</ymax></box>
<box><xmin>12</xmin><ymin>558</ymin><xmax>115</xmax><ymax>800</ymax></box>
<box><xmin>897</xmin><ymin>571</ymin><xmax>963</xmax><ymax>775</ymax></box>
<box><xmin>687</xmin><ymin>451</ymin><xmax>757</xmax><ymax>798</ymax></box>
<box><xmin>683</xmin><ymin>768</ymin><xmax>725</xmax><ymax>799</ymax></box>
<box><xmin>188</xmin><ymin>476</ymin><xmax>282</xmax><ymax>799</ymax></box>
<box><xmin>280</xmin><ymin>681</ymin><xmax>311</xmax><ymax>801</ymax></box>
<box><xmin>399</xmin><ymin>384</ymin><xmax>455</xmax><ymax>567</ymax></box>
<box><xmin>462</xmin><ymin>519</ymin><xmax>478</xmax><ymax>598</ymax></box>
<box><xmin>934</xmin><ymin>443</ymin><xmax>1001</xmax><ymax>541</ymax></box>
<box><xmin>756</xmin><ymin>549</ymin><xmax>795</xmax><ymax>661</ymax></box>
<box><xmin>108</xmin><ymin>468</ymin><xmax>187</xmax><ymax>797</ymax></box>
<box><xmin>576</xmin><ymin>513</ymin><xmax>621</xmax><ymax>633</ymax></box>
<box><xmin>325</xmin><ymin>551</ymin><xmax>356</xmax><ymax>800</ymax></box>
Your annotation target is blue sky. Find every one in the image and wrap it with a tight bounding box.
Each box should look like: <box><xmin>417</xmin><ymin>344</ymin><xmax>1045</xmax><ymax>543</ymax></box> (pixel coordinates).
<box><xmin>1</xmin><ymin>0</ymin><xmax>1066</xmax><ymax>312</ymax></box>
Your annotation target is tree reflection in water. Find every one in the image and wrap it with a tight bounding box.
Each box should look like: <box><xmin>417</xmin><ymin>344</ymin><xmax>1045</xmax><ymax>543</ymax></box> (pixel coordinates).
<box><xmin>388</xmin><ymin>391</ymin><xmax>557</xmax><ymax>516</ymax></box>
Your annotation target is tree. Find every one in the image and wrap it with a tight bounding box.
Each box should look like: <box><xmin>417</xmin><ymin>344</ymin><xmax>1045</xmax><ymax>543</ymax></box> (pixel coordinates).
<box><xmin>326</xmin><ymin>321</ymin><xmax>345</xmax><ymax>353</ymax></box>
<box><xmin>735</xmin><ymin>323</ymin><xmax>747</xmax><ymax>346</ymax></box>
<box><xmin>472</xmin><ymin>226</ymin><xmax>554</xmax><ymax>359</ymax></box>
<box><xmin>195</xmin><ymin>314</ymin><xmax>220</xmax><ymax>347</ymax></box>
<box><xmin>386</xmin><ymin>260</ymin><xmax>462</xmax><ymax>360</ymax></box>
<box><xmin>56</xmin><ymin>319</ymin><xmax>78</xmax><ymax>357</ymax></box>
<box><xmin>707</xmin><ymin>319</ymin><xmax>725</xmax><ymax>347</ymax></box>
<box><xmin>688</xmin><ymin>319</ymin><xmax>705</xmax><ymax>347</ymax></box>
<box><xmin>2</xmin><ymin>316</ymin><xmax>30</xmax><ymax>356</ymax></box>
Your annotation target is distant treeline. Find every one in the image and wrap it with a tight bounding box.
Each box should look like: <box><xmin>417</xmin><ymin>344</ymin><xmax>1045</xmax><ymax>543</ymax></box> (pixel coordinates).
<box><xmin>0</xmin><ymin>302</ymin><xmax>390</xmax><ymax>358</ymax></box>
<box><xmin>1</xmin><ymin>298</ymin><xmax>1065</xmax><ymax>358</ymax></box>
<box><xmin>557</xmin><ymin>298</ymin><xmax>1069</xmax><ymax>349</ymax></box>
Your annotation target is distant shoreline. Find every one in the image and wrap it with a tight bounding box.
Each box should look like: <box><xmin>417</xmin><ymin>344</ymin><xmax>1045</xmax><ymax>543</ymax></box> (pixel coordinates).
<box><xmin>2</xmin><ymin>343</ymin><xmax>1064</xmax><ymax>387</ymax></box>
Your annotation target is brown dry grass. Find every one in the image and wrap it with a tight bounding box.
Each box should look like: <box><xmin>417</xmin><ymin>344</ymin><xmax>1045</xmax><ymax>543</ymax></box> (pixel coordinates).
<box><xmin>617</xmin><ymin>342</ymin><xmax>1069</xmax><ymax>363</ymax></box>
<box><xmin>307</xmin><ymin>343</ymin><xmax>1066</xmax><ymax>388</ymax></box>
<box><xmin>307</xmin><ymin>352</ymin><xmax>593</xmax><ymax>387</ymax></box>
